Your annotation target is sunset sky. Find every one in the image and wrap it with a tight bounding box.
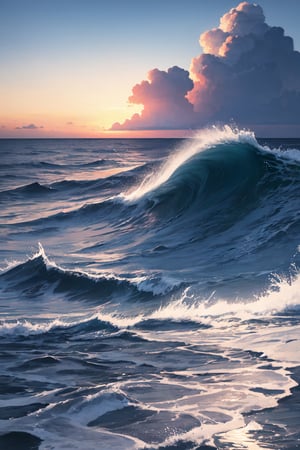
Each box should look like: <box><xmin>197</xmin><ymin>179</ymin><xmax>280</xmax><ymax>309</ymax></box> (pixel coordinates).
<box><xmin>1</xmin><ymin>0</ymin><xmax>300</xmax><ymax>138</ymax></box>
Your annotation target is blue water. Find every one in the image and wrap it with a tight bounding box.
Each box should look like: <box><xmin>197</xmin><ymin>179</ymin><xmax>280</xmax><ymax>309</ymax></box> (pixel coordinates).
<box><xmin>0</xmin><ymin>127</ymin><xmax>300</xmax><ymax>449</ymax></box>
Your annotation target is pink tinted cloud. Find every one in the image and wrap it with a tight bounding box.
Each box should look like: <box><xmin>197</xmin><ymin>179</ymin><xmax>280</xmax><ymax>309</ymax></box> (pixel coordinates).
<box><xmin>112</xmin><ymin>66</ymin><xmax>196</xmax><ymax>130</ymax></box>
<box><xmin>112</xmin><ymin>2</ymin><xmax>300</xmax><ymax>131</ymax></box>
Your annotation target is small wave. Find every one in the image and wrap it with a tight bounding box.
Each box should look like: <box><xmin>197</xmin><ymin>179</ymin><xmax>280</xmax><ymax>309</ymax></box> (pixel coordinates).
<box><xmin>91</xmin><ymin>266</ymin><xmax>300</xmax><ymax>331</ymax></box>
<box><xmin>0</xmin><ymin>161</ymin><xmax>60</xmax><ymax>170</ymax></box>
<box><xmin>0</xmin><ymin>315</ymin><xmax>117</xmax><ymax>337</ymax></box>
<box><xmin>148</xmin><ymin>267</ymin><xmax>300</xmax><ymax>323</ymax></box>
<box><xmin>0</xmin><ymin>318</ymin><xmax>70</xmax><ymax>336</ymax></box>
<box><xmin>0</xmin><ymin>244</ymin><xmax>139</xmax><ymax>303</ymax></box>
<box><xmin>80</xmin><ymin>159</ymin><xmax>115</xmax><ymax>167</ymax></box>
<box><xmin>0</xmin><ymin>159</ymin><xmax>113</xmax><ymax>170</ymax></box>
<box><xmin>0</xmin><ymin>182</ymin><xmax>55</xmax><ymax>197</ymax></box>
<box><xmin>0</xmin><ymin>244</ymin><xmax>182</xmax><ymax>302</ymax></box>
<box><xmin>68</xmin><ymin>391</ymin><xmax>129</xmax><ymax>426</ymax></box>
<box><xmin>8</xmin><ymin>197</ymin><xmax>120</xmax><ymax>227</ymax></box>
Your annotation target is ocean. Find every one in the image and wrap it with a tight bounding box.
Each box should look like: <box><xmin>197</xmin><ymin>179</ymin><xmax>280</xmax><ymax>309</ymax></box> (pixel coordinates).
<box><xmin>0</xmin><ymin>126</ymin><xmax>299</xmax><ymax>450</ymax></box>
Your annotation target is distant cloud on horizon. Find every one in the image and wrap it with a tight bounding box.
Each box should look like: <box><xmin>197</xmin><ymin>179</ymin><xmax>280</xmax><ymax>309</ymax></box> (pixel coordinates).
<box><xmin>15</xmin><ymin>123</ymin><xmax>44</xmax><ymax>130</ymax></box>
<box><xmin>112</xmin><ymin>2</ymin><xmax>300</xmax><ymax>131</ymax></box>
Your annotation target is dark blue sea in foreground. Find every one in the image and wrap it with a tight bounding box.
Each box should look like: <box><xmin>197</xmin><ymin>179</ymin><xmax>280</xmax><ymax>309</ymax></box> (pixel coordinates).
<box><xmin>0</xmin><ymin>127</ymin><xmax>300</xmax><ymax>450</ymax></box>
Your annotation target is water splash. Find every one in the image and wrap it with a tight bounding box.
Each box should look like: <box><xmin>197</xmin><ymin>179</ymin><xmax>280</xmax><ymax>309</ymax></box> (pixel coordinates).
<box><xmin>123</xmin><ymin>125</ymin><xmax>259</xmax><ymax>201</ymax></box>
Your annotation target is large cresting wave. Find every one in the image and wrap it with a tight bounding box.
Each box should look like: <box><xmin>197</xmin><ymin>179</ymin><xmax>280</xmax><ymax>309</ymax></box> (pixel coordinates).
<box><xmin>123</xmin><ymin>126</ymin><xmax>299</xmax><ymax>204</ymax></box>
<box><xmin>117</xmin><ymin>126</ymin><xmax>300</xmax><ymax>266</ymax></box>
<box><xmin>120</xmin><ymin>127</ymin><xmax>299</xmax><ymax>228</ymax></box>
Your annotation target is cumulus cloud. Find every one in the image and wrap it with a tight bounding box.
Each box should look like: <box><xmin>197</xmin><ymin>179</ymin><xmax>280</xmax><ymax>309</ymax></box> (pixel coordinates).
<box><xmin>111</xmin><ymin>2</ymin><xmax>300</xmax><ymax>131</ymax></box>
<box><xmin>15</xmin><ymin>123</ymin><xmax>44</xmax><ymax>130</ymax></box>
<box><xmin>112</xmin><ymin>66</ymin><xmax>196</xmax><ymax>130</ymax></box>
<box><xmin>188</xmin><ymin>2</ymin><xmax>300</xmax><ymax>124</ymax></box>
<box><xmin>219</xmin><ymin>2</ymin><xmax>267</xmax><ymax>36</ymax></box>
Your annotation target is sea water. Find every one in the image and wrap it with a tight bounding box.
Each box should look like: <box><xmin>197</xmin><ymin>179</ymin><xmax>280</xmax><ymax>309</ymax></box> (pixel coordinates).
<box><xmin>0</xmin><ymin>127</ymin><xmax>300</xmax><ymax>449</ymax></box>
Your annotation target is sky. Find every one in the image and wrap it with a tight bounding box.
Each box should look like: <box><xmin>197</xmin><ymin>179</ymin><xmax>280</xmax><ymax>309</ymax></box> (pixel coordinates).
<box><xmin>1</xmin><ymin>0</ymin><xmax>300</xmax><ymax>138</ymax></box>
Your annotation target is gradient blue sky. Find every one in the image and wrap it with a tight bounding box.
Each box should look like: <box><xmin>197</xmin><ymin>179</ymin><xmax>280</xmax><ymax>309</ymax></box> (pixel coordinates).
<box><xmin>1</xmin><ymin>0</ymin><xmax>300</xmax><ymax>137</ymax></box>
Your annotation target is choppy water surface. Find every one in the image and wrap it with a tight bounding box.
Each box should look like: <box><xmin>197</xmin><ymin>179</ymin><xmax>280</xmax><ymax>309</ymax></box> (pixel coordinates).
<box><xmin>0</xmin><ymin>127</ymin><xmax>300</xmax><ymax>449</ymax></box>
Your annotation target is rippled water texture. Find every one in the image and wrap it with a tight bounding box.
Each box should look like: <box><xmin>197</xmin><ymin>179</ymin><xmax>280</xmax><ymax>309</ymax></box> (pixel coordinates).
<box><xmin>0</xmin><ymin>127</ymin><xmax>300</xmax><ymax>449</ymax></box>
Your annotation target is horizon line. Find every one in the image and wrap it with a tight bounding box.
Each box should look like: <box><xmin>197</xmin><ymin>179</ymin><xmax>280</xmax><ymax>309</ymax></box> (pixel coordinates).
<box><xmin>1</xmin><ymin>136</ymin><xmax>300</xmax><ymax>140</ymax></box>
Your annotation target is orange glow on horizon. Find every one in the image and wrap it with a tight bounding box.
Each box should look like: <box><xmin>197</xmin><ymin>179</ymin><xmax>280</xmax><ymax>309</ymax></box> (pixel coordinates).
<box><xmin>0</xmin><ymin>114</ymin><xmax>195</xmax><ymax>139</ymax></box>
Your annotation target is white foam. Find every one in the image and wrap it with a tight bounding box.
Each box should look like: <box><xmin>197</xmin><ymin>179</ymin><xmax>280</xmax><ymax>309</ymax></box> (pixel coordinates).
<box><xmin>217</xmin><ymin>420</ymin><xmax>272</xmax><ymax>450</ymax></box>
<box><xmin>88</xmin><ymin>267</ymin><xmax>300</xmax><ymax>339</ymax></box>
<box><xmin>228</xmin><ymin>323</ymin><xmax>300</xmax><ymax>366</ymax></box>
<box><xmin>0</xmin><ymin>318</ymin><xmax>68</xmax><ymax>336</ymax></box>
<box><xmin>134</xmin><ymin>361</ymin><xmax>295</xmax><ymax>448</ymax></box>
<box><xmin>0</xmin><ymin>312</ymin><xmax>110</xmax><ymax>337</ymax></box>
<box><xmin>148</xmin><ymin>269</ymin><xmax>300</xmax><ymax>323</ymax></box>
<box><xmin>136</xmin><ymin>274</ymin><xmax>182</xmax><ymax>295</ymax></box>
<box><xmin>265</xmin><ymin>146</ymin><xmax>300</xmax><ymax>164</ymax></box>
<box><xmin>67</xmin><ymin>390</ymin><xmax>129</xmax><ymax>425</ymax></box>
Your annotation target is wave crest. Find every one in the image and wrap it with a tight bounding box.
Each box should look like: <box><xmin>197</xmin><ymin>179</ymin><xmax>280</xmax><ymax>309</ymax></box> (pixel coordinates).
<box><xmin>123</xmin><ymin>126</ymin><xmax>260</xmax><ymax>201</ymax></box>
<box><xmin>0</xmin><ymin>244</ymin><xmax>183</xmax><ymax>302</ymax></box>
